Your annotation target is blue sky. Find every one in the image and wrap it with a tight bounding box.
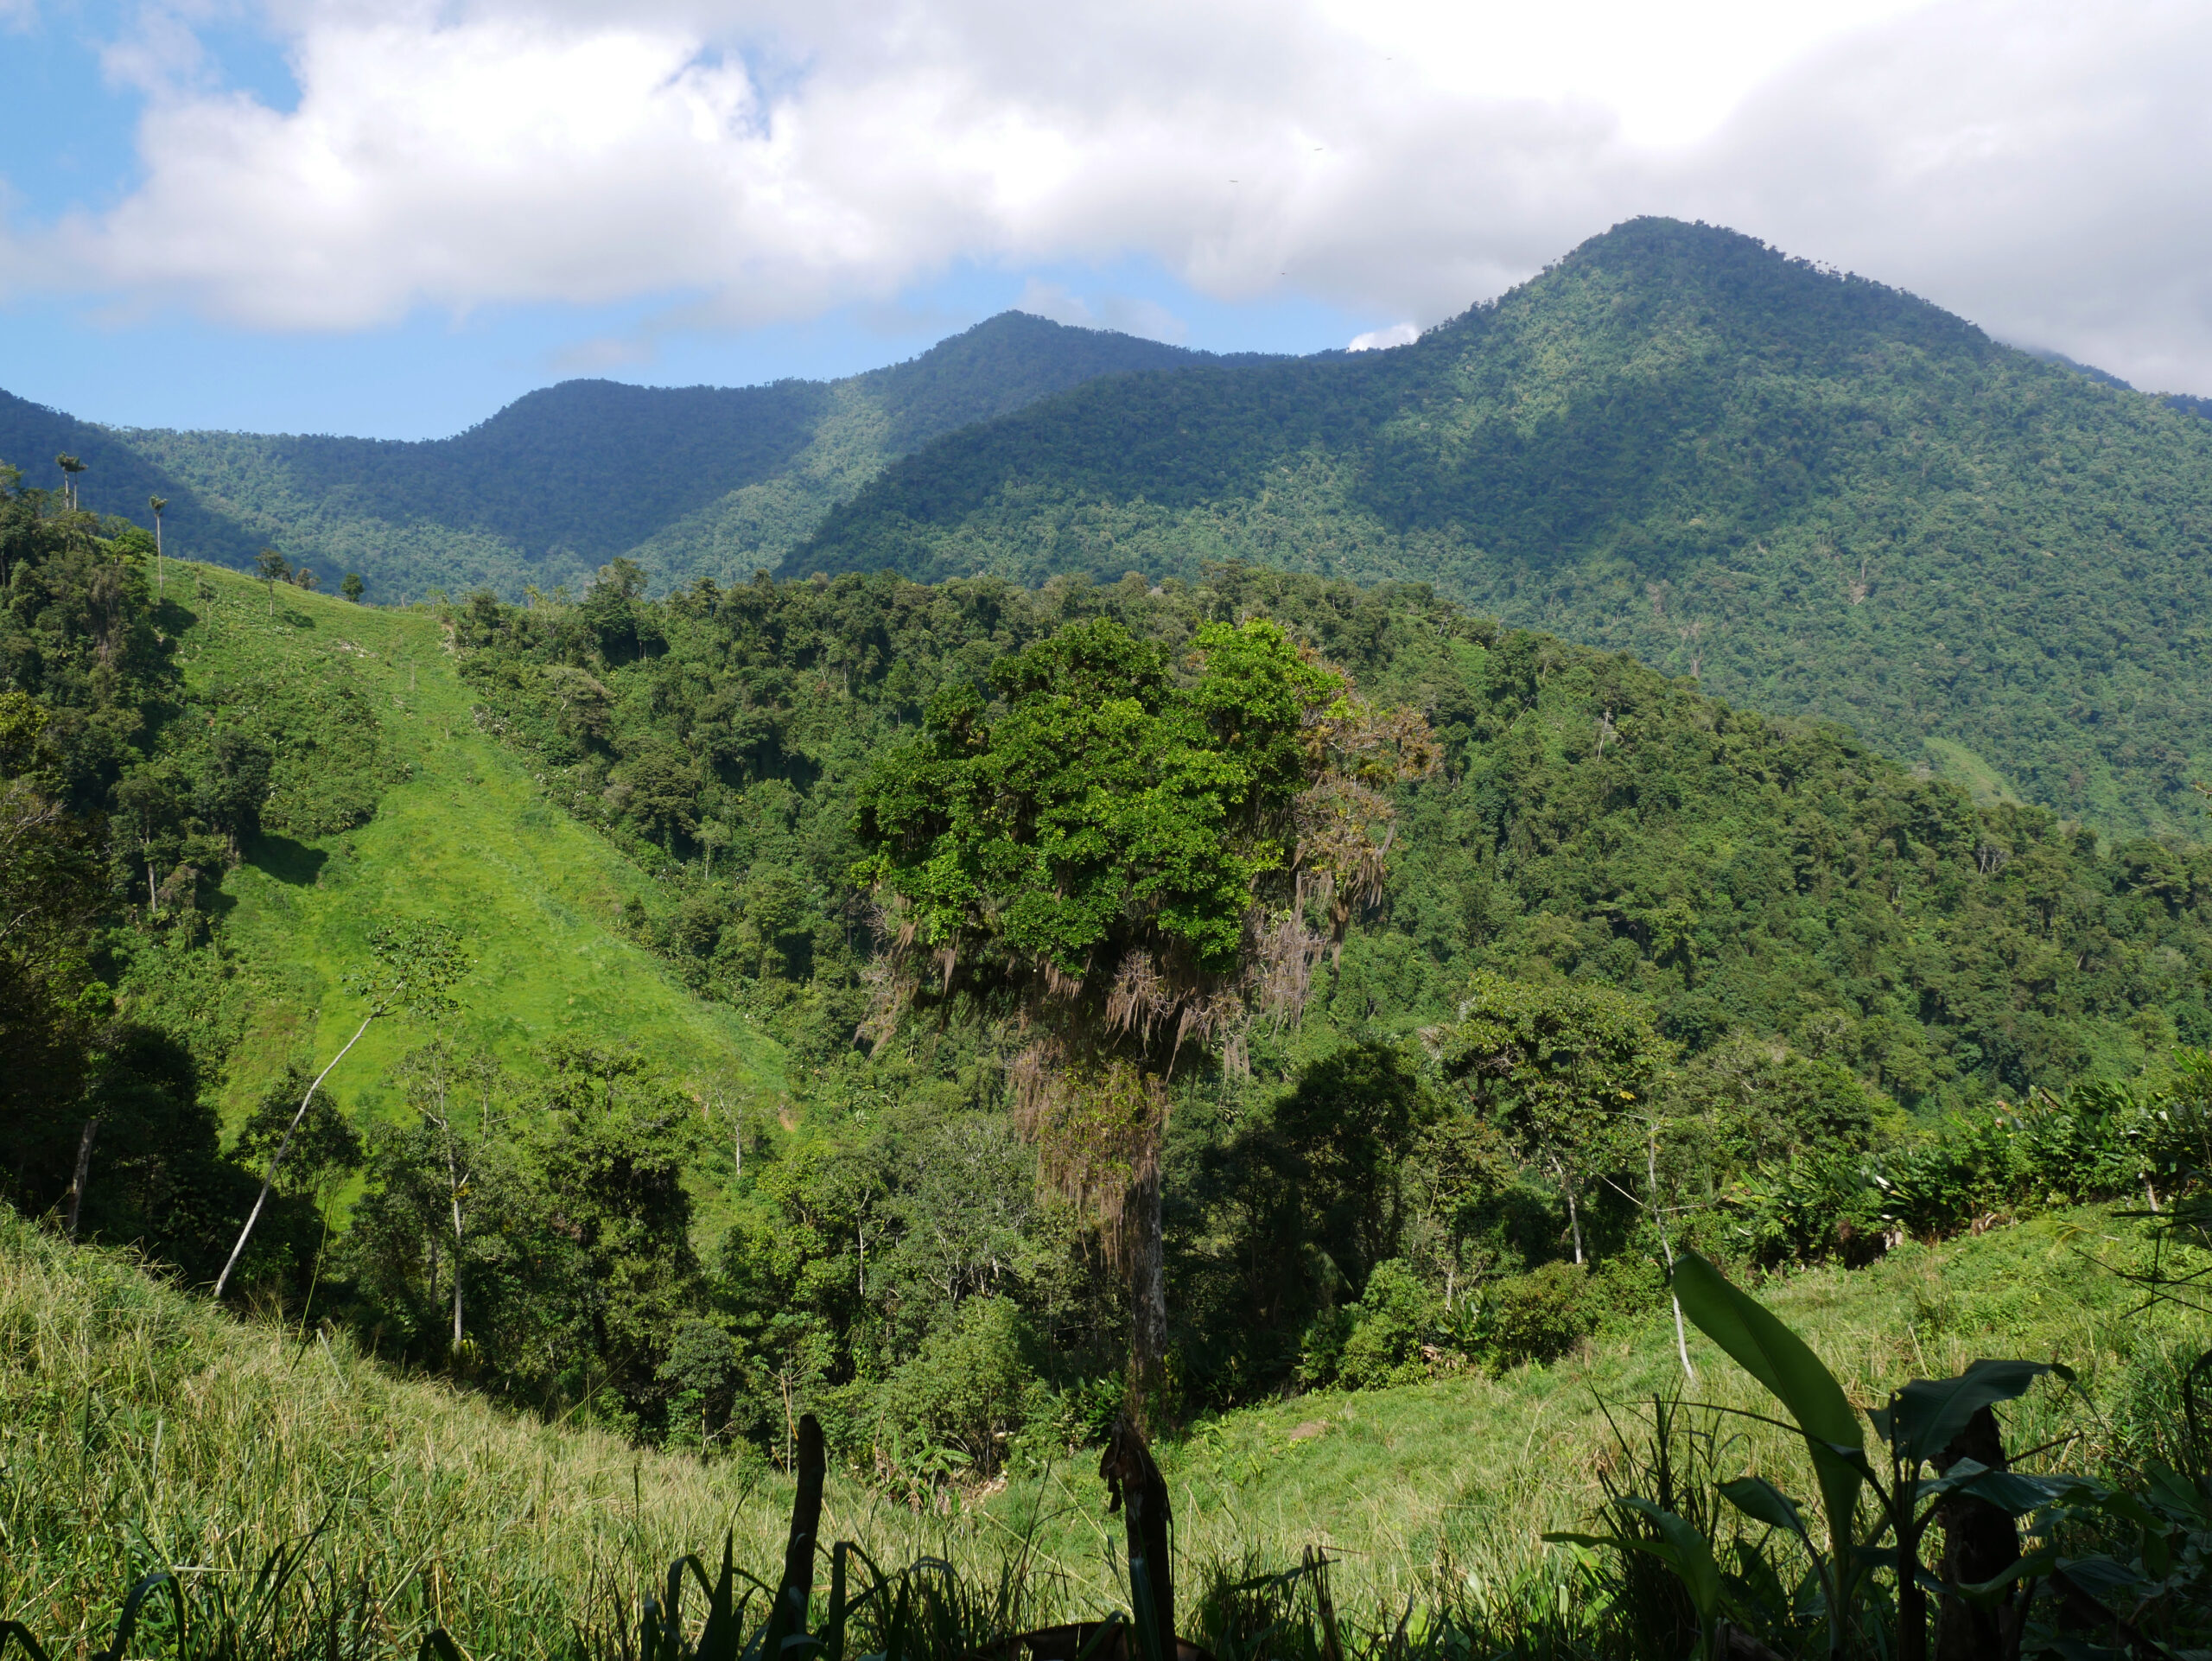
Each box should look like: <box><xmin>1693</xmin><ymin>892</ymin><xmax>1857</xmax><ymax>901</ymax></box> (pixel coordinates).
<box><xmin>0</xmin><ymin>0</ymin><xmax>1376</xmax><ymax>436</ymax></box>
<box><xmin>3</xmin><ymin>0</ymin><xmax>2209</xmax><ymax>440</ymax></box>
<box><xmin>0</xmin><ymin>264</ymin><xmax>1373</xmax><ymax>440</ymax></box>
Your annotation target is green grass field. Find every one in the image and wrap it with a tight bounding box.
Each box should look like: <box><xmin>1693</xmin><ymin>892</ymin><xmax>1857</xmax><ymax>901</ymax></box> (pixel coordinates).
<box><xmin>164</xmin><ymin>561</ymin><xmax>784</xmax><ymax>1130</ymax></box>
<box><xmin>7</xmin><ymin>1196</ymin><xmax>2204</xmax><ymax>1656</ymax></box>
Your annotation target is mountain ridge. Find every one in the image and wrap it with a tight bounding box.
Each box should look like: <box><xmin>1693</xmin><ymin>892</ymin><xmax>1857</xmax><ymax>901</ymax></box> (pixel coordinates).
<box><xmin>0</xmin><ymin>312</ymin><xmax>1262</xmax><ymax>598</ymax></box>
<box><xmin>800</xmin><ymin>217</ymin><xmax>2212</xmax><ymax>837</ymax></box>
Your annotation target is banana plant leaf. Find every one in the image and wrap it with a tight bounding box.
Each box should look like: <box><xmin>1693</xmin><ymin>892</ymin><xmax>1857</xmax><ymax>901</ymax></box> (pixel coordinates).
<box><xmin>1670</xmin><ymin>1252</ymin><xmax>1866</xmax><ymax>1603</ymax></box>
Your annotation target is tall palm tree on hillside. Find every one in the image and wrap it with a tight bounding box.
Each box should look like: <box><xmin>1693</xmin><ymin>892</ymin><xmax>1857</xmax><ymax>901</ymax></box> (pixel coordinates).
<box><xmin>149</xmin><ymin>497</ymin><xmax>168</xmax><ymax>595</ymax></box>
<box><xmin>56</xmin><ymin>455</ymin><xmax>85</xmax><ymax>512</ymax></box>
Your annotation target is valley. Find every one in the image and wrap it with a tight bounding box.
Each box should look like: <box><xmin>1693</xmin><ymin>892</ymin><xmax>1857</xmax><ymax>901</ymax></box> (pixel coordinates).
<box><xmin>8</xmin><ymin>214</ymin><xmax>2212</xmax><ymax>1659</ymax></box>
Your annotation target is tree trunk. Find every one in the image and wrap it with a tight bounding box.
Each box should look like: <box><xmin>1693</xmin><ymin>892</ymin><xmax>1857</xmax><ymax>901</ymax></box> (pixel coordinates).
<box><xmin>213</xmin><ymin>1009</ymin><xmax>378</xmax><ymax>1300</ymax></box>
<box><xmin>444</xmin><ymin>1136</ymin><xmax>465</xmax><ymax>1351</ymax></box>
<box><xmin>1101</xmin><ymin>1415</ymin><xmax>1176</xmax><ymax>1659</ymax></box>
<box><xmin>1562</xmin><ymin>1178</ymin><xmax>1586</xmax><ymax>1265</ymax></box>
<box><xmin>1933</xmin><ymin>1407</ymin><xmax>2021</xmax><ymax>1661</ymax></box>
<box><xmin>65</xmin><ymin>1116</ymin><xmax>100</xmax><ymax>1238</ymax></box>
<box><xmin>1125</xmin><ymin>1168</ymin><xmax>1169</xmax><ymax>1423</ymax></box>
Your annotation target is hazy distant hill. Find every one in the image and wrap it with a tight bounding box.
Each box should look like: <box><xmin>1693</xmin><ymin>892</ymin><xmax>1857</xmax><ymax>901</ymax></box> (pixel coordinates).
<box><xmin>0</xmin><ymin>315</ymin><xmax>1258</xmax><ymax>599</ymax></box>
<box><xmin>803</xmin><ymin>218</ymin><xmax>2212</xmax><ymax>837</ymax></box>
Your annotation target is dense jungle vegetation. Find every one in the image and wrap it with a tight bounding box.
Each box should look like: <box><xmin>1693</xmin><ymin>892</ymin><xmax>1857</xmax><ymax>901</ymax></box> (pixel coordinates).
<box><xmin>17</xmin><ymin>218</ymin><xmax>2212</xmax><ymax>849</ymax></box>
<box><xmin>11</xmin><ymin>465</ymin><xmax>2212</xmax><ymax>1658</ymax></box>
<box><xmin>0</xmin><ymin>315</ymin><xmax>1246</xmax><ymax>602</ymax></box>
<box><xmin>804</xmin><ymin>217</ymin><xmax>2212</xmax><ymax>839</ymax></box>
<box><xmin>9</xmin><ymin>423</ymin><xmax>2212</xmax><ymax>1446</ymax></box>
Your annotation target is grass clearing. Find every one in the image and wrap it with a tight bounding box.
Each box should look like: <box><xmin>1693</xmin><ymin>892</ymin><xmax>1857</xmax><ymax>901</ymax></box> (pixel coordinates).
<box><xmin>160</xmin><ymin>561</ymin><xmax>784</xmax><ymax>1130</ymax></box>
<box><xmin>8</xmin><ymin>1200</ymin><xmax>2204</xmax><ymax>1655</ymax></box>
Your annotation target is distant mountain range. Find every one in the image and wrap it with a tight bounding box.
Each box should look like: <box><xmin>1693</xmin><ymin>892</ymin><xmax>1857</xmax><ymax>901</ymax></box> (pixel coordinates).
<box><xmin>0</xmin><ymin>315</ymin><xmax>1269</xmax><ymax>598</ymax></box>
<box><xmin>9</xmin><ymin>216</ymin><xmax>2212</xmax><ymax>835</ymax></box>
<box><xmin>800</xmin><ymin>220</ymin><xmax>2212</xmax><ymax>837</ymax></box>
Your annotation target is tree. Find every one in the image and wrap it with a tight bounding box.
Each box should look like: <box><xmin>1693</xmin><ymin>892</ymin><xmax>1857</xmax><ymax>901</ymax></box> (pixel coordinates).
<box><xmin>390</xmin><ymin>1038</ymin><xmax>501</xmax><ymax>1353</ymax></box>
<box><xmin>149</xmin><ymin>496</ymin><xmax>168</xmax><ymax>595</ymax></box>
<box><xmin>1430</xmin><ymin>972</ymin><xmax>1673</xmax><ymax>1266</ymax></box>
<box><xmin>1268</xmin><ymin>1041</ymin><xmax>1430</xmax><ymax>1297</ymax></box>
<box><xmin>533</xmin><ymin>1039</ymin><xmax>702</xmax><ymax>1414</ymax></box>
<box><xmin>255</xmin><ymin>547</ymin><xmax>290</xmax><ymax>616</ymax></box>
<box><xmin>0</xmin><ymin>693</ymin><xmax>106</xmax><ymax>1231</ymax></box>
<box><xmin>854</xmin><ymin>615</ymin><xmax>1435</xmax><ymax>1416</ymax></box>
<box><xmin>341</xmin><ymin>572</ymin><xmax>365</xmax><ymax>603</ymax></box>
<box><xmin>292</xmin><ymin>565</ymin><xmax>319</xmax><ymax>593</ymax></box>
<box><xmin>233</xmin><ymin>1060</ymin><xmax>364</xmax><ymax>1219</ymax></box>
<box><xmin>213</xmin><ymin>920</ymin><xmax>468</xmax><ymax>1300</ymax></box>
<box><xmin>55</xmin><ymin>454</ymin><xmax>84</xmax><ymax>512</ymax></box>
<box><xmin>112</xmin><ymin>767</ymin><xmax>182</xmax><ymax>914</ymax></box>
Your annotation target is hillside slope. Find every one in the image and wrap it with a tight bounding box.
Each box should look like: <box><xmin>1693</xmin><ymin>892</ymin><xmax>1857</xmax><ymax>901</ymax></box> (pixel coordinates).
<box><xmin>153</xmin><ymin>560</ymin><xmax>784</xmax><ymax>1125</ymax></box>
<box><xmin>804</xmin><ymin>219</ymin><xmax>2212</xmax><ymax>837</ymax></box>
<box><xmin>6</xmin><ymin>1192</ymin><xmax>2200</xmax><ymax>1653</ymax></box>
<box><xmin>2</xmin><ymin>316</ymin><xmax>1257</xmax><ymax>601</ymax></box>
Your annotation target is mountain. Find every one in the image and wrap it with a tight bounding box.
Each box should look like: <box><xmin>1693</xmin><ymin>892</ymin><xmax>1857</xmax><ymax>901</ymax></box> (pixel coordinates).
<box><xmin>803</xmin><ymin>218</ymin><xmax>2212</xmax><ymax>837</ymax></box>
<box><xmin>0</xmin><ymin>388</ymin><xmax>268</xmax><ymax>568</ymax></box>
<box><xmin>0</xmin><ymin>315</ymin><xmax>1261</xmax><ymax>601</ymax></box>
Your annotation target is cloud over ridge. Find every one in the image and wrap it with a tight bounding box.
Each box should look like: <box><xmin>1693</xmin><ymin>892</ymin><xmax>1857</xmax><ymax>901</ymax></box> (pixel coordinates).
<box><xmin>7</xmin><ymin>0</ymin><xmax>2211</xmax><ymax>391</ymax></box>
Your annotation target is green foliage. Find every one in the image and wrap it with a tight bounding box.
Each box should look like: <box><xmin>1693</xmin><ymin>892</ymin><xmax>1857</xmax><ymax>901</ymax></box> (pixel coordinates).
<box><xmin>805</xmin><ymin>219</ymin><xmax>2212</xmax><ymax>838</ymax></box>
<box><xmin>1332</xmin><ymin>1261</ymin><xmax>1443</xmax><ymax>1390</ymax></box>
<box><xmin>874</xmin><ymin>1296</ymin><xmax>1039</xmax><ymax>1476</ymax></box>
<box><xmin>1477</xmin><ymin>1262</ymin><xmax>1594</xmax><ymax>1372</ymax></box>
<box><xmin>1592</xmin><ymin>1255</ymin><xmax>2212</xmax><ymax>1658</ymax></box>
<box><xmin>233</xmin><ymin>1061</ymin><xmax>363</xmax><ymax>1203</ymax></box>
<box><xmin>3</xmin><ymin>316</ymin><xmax>1243</xmax><ymax>603</ymax></box>
<box><xmin>456</xmin><ymin>561</ymin><xmax>2212</xmax><ymax>1117</ymax></box>
<box><xmin>855</xmin><ymin>614</ymin><xmax>1339</xmax><ymax>982</ymax></box>
<box><xmin>1433</xmin><ymin>974</ymin><xmax>1673</xmax><ymax>1263</ymax></box>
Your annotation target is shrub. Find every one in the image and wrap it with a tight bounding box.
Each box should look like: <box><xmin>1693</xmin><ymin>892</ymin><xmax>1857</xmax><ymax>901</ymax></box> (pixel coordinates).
<box><xmin>874</xmin><ymin>1295</ymin><xmax>1037</xmax><ymax>1477</ymax></box>
<box><xmin>1335</xmin><ymin>1260</ymin><xmax>1443</xmax><ymax>1390</ymax></box>
<box><xmin>1478</xmin><ymin>1261</ymin><xmax>1593</xmax><ymax>1371</ymax></box>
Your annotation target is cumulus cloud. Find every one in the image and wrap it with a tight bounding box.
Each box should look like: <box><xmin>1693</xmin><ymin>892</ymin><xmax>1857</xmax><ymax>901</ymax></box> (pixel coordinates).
<box><xmin>1348</xmin><ymin>323</ymin><xmax>1419</xmax><ymax>352</ymax></box>
<box><xmin>6</xmin><ymin>0</ymin><xmax>2212</xmax><ymax>389</ymax></box>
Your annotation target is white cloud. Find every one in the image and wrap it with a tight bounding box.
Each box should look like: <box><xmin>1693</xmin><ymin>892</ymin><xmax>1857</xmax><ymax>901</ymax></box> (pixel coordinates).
<box><xmin>6</xmin><ymin>0</ymin><xmax>2212</xmax><ymax>390</ymax></box>
<box><xmin>1348</xmin><ymin>323</ymin><xmax>1418</xmax><ymax>352</ymax></box>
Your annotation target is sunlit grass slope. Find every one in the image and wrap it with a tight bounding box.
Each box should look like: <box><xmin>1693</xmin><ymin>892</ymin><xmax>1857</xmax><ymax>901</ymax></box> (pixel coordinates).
<box><xmin>10</xmin><ymin>1196</ymin><xmax>2204</xmax><ymax>1655</ymax></box>
<box><xmin>168</xmin><ymin>560</ymin><xmax>784</xmax><ymax>1123</ymax></box>
<box><xmin>1102</xmin><ymin>1207</ymin><xmax>2211</xmax><ymax>1612</ymax></box>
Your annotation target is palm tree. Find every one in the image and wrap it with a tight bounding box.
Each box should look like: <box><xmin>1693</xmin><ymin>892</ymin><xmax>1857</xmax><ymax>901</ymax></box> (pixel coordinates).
<box><xmin>55</xmin><ymin>455</ymin><xmax>85</xmax><ymax>512</ymax></box>
<box><xmin>149</xmin><ymin>497</ymin><xmax>168</xmax><ymax>595</ymax></box>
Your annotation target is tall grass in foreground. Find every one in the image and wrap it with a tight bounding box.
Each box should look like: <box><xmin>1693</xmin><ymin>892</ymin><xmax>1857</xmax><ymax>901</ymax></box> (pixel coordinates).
<box><xmin>7</xmin><ymin>1204</ymin><xmax>2209</xmax><ymax>1658</ymax></box>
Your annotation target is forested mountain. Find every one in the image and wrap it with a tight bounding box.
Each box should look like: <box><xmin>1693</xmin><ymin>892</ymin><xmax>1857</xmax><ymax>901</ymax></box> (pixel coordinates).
<box><xmin>0</xmin><ymin>315</ymin><xmax>1255</xmax><ymax>601</ymax></box>
<box><xmin>806</xmin><ymin>219</ymin><xmax>2212</xmax><ymax>838</ymax></box>
<box><xmin>0</xmin><ymin>388</ymin><xmax>267</xmax><ymax>570</ymax></box>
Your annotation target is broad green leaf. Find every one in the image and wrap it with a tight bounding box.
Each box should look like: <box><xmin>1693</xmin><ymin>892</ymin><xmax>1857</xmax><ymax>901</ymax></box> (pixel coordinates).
<box><xmin>1891</xmin><ymin>1359</ymin><xmax>2064</xmax><ymax>1464</ymax></box>
<box><xmin>2144</xmin><ymin>1465</ymin><xmax>2212</xmax><ymax>1525</ymax></box>
<box><xmin>1719</xmin><ymin>1476</ymin><xmax>1807</xmax><ymax>1537</ymax></box>
<box><xmin>1671</xmin><ymin>1251</ymin><xmax>1864</xmax><ymax>1589</ymax></box>
<box><xmin>2054</xmin><ymin>1555</ymin><xmax>2146</xmax><ymax>1602</ymax></box>
<box><xmin>1952</xmin><ymin>1544</ymin><xmax>2057</xmax><ymax>1607</ymax></box>
<box><xmin>1614</xmin><ymin>1497</ymin><xmax>1725</xmax><ymax>1622</ymax></box>
<box><xmin>1941</xmin><ymin>1467</ymin><xmax>2075</xmax><ymax>1518</ymax></box>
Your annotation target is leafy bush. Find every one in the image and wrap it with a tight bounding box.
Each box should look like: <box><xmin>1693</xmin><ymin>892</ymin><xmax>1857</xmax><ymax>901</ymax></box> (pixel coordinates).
<box><xmin>873</xmin><ymin>1296</ymin><xmax>1039</xmax><ymax>1478</ymax></box>
<box><xmin>1334</xmin><ymin>1261</ymin><xmax>1444</xmax><ymax>1390</ymax></box>
<box><xmin>1478</xmin><ymin>1262</ymin><xmax>1593</xmax><ymax>1371</ymax></box>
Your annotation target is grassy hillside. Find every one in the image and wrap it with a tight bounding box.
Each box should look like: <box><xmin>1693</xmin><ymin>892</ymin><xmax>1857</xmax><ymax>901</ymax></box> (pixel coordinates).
<box><xmin>2</xmin><ymin>316</ymin><xmax>1255</xmax><ymax>603</ymax></box>
<box><xmin>153</xmin><ymin>560</ymin><xmax>784</xmax><ymax>1125</ymax></box>
<box><xmin>804</xmin><ymin>219</ymin><xmax>2212</xmax><ymax>838</ymax></box>
<box><xmin>7</xmin><ymin>1194</ymin><xmax>2203</xmax><ymax>1655</ymax></box>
